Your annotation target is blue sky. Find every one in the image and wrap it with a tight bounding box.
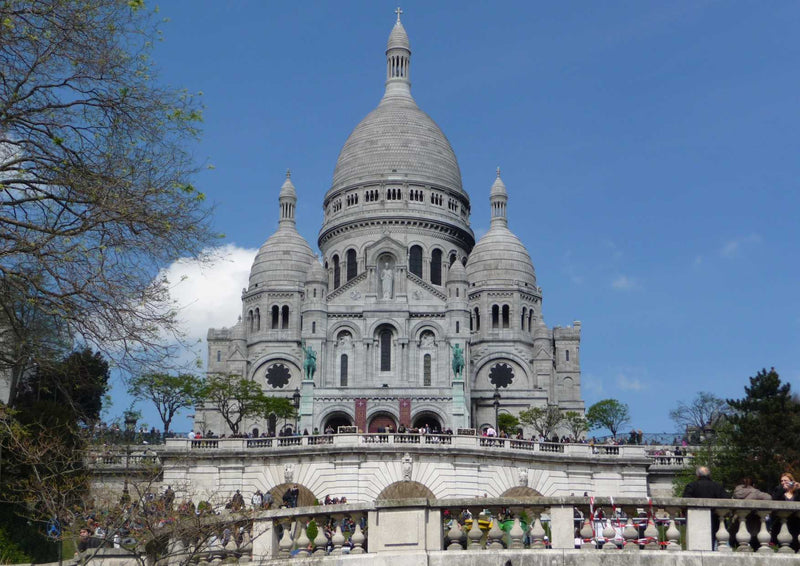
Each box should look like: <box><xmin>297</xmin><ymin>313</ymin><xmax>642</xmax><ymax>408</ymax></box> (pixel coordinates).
<box><xmin>109</xmin><ymin>1</ymin><xmax>800</xmax><ymax>435</ymax></box>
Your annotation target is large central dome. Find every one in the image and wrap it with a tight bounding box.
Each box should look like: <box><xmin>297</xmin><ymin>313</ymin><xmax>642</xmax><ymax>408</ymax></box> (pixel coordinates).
<box><xmin>328</xmin><ymin>17</ymin><xmax>464</xmax><ymax>196</ymax></box>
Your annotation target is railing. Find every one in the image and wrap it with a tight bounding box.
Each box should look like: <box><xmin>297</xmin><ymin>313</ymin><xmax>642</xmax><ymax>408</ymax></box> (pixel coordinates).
<box><xmin>74</xmin><ymin>497</ymin><xmax>800</xmax><ymax>564</ymax></box>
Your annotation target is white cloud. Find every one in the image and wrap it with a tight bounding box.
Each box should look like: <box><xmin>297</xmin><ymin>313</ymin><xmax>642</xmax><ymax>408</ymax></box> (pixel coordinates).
<box><xmin>611</xmin><ymin>274</ymin><xmax>638</xmax><ymax>290</ymax></box>
<box><xmin>720</xmin><ymin>233</ymin><xmax>762</xmax><ymax>258</ymax></box>
<box><xmin>161</xmin><ymin>244</ymin><xmax>257</xmax><ymax>358</ymax></box>
<box><xmin>616</xmin><ymin>373</ymin><xmax>644</xmax><ymax>391</ymax></box>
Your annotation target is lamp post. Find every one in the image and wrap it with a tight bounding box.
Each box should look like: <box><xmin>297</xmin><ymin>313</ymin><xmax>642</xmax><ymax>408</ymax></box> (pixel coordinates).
<box><xmin>493</xmin><ymin>388</ymin><xmax>500</xmax><ymax>430</ymax></box>
<box><xmin>292</xmin><ymin>388</ymin><xmax>301</xmax><ymax>433</ymax></box>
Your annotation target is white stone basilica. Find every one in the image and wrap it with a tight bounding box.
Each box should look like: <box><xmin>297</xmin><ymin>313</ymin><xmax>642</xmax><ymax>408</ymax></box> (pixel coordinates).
<box><xmin>196</xmin><ymin>14</ymin><xmax>584</xmax><ymax>437</ymax></box>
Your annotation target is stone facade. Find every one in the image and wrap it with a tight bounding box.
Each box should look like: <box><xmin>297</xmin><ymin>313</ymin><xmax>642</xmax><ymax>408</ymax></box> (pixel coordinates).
<box><xmin>195</xmin><ymin>14</ymin><xmax>584</xmax><ymax>437</ymax></box>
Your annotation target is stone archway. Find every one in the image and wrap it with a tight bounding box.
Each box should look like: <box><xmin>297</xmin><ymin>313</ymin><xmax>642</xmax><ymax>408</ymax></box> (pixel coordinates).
<box><xmin>323</xmin><ymin>411</ymin><xmax>353</xmax><ymax>433</ymax></box>
<box><xmin>500</xmin><ymin>486</ymin><xmax>543</xmax><ymax>497</ymax></box>
<box><xmin>368</xmin><ymin>412</ymin><xmax>397</xmax><ymax>433</ymax></box>
<box><xmin>377</xmin><ymin>481</ymin><xmax>435</xmax><ymax>500</ymax></box>
<box><xmin>269</xmin><ymin>483</ymin><xmax>317</xmax><ymax>508</ymax></box>
<box><xmin>412</xmin><ymin>411</ymin><xmax>442</xmax><ymax>432</ymax></box>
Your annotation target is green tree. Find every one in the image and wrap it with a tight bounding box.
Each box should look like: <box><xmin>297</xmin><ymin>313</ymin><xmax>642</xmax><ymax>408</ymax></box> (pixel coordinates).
<box><xmin>15</xmin><ymin>349</ymin><xmax>110</xmax><ymax>426</ymax></box>
<box><xmin>199</xmin><ymin>374</ymin><xmax>295</xmax><ymax>435</ymax></box>
<box><xmin>519</xmin><ymin>405</ymin><xmax>563</xmax><ymax>440</ymax></box>
<box><xmin>586</xmin><ymin>399</ymin><xmax>630</xmax><ymax>439</ymax></box>
<box><xmin>563</xmin><ymin>411</ymin><xmax>589</xmax><ymax>441</ymax></box>
<box><xmin>129</xmin><ymin>372</ymin><xmax>203</xmax><ymax>438</ymax></box>
<box><xmin>715</xmin><ymin>367</ymin><xmax>800</xmax><ymax>489</ymax></box>
<box><xmin>0</xmin><ymin>0</ymin><xmax>216</xmax><ymax>396</ymax></box>
<box><xmin>497</xmin><ymin>413</ymin><xmax>520</xmax><ymax>436</ymax></box>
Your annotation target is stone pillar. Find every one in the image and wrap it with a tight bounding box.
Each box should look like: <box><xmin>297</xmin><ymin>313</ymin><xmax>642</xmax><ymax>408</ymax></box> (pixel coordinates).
<box><xmin>355</xmin><ymin>398</ymin><xmax>367</xmax><ymax>432</ymax></box>
<box><xmin>399</xmin><ymin>398</ymin><xmax>411</xmax><ymax>427</ymax></box>
<box><xmin>550</xmin><ymin>505</ymin><xmax>575</xmax><ymax>550</ymax></box>
<box><xmin>686</xmin><ymin>508</ymin><xmax>713</xmax><ymax>551</ymax></box>
<box><xmin>250</xmin><ymin>518</ymin><xmax>277</xmax><ymax>560</ymax></box>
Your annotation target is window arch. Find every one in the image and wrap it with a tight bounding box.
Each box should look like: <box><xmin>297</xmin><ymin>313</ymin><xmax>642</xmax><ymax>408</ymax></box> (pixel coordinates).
<box><xmin>271</xmin><ymin>305</ymin><xmax>279</xmax><ymax>329</ymax></box>
<box><xmin>379</xmin><ymin>327</ymin><xmax>392</xmax><ymax>371</ymax></box>
<box><xmin>255</xmin><ymin>308</ymin><xmax>260</xmax><ymax>331</ymax></box>
<box><xmin>340</xmin><ymin>354</ymin><xmax>348</xmax><ymax>387</ymax></box>
<box><xmin>312</xmin><ymin>321</ymin><xmax>316</xmax><ymax>334</ymax></box>
<box><xmin>423</xmin><ymin>354</ymin><xmax>431</xmax><ymax>386</ymax></box>
<box><xmin>474</xmin><ymin>307</ymin><xmax>480</xmax><ymax>331</ymax></box>
<box><xmin>521</xmin><ymin>307</ymin><xmax>527</xmax><ymax>329</ymax></box>
<box><xmin>281</xmin><ymin>305</ymin><xmax>289</xmax><ymax>329</ymax></box>
<box><xmin>492</xmin><ymin>304</ymin><xmax>499</xmax><ymax>329</ymax></box>
<box><xmin>449</xmin><ymin>253</ymin><xmax>457</xmax><ymax>267</ymax></box>
<box><xmin>216</xmin><ymin>350</ymin><xmax>221</xmax><ymax>362</ymax></box>
<box><xmin>456</xmin><ymin>321</ymin><xmax>460</xmax><ymax>333</ymax></box>
<box><xmin>528</xmin><ymin>310</ymin><xmax>533</xmax><ymax>333</ymax></box>
<box><xmin>430</xmin><ymin>249</ymin><xmax>442</xmax><ymax>285</ymax></box>
<box><xmin>332</xmin><ymin>255</ymin><xmax>341</xmax><ymax>289</ymax></box>
<box><xmin>247</xmin><ymin>310</ymin><xmax>254</xmax><ymax>332</ymax></box>
<box><xmin>346</xmin><ymin>248</ymin><xmax>357</xmax><ymax>281</ymax></box>
<box><xmin>502</xmin><ymin>305</ymin><xmax>510</xmax><ymax>329</ymax></box>
<box><xmin>409</xmin><ymin>245</ymin><xmax>423</xmax><ymax>278</ymax></box>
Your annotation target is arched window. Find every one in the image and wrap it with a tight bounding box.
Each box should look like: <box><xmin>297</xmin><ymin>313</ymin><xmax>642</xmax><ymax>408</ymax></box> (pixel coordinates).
<box><xmin>255</xmin><ymin>308</ymin><xmax>260</xmax><ymax>331</ymax></box>
<box><xmin>521</xmin><ymin>307</ymin><xmax>527</xmax><ymax>329</ymax></box>
<box><xmin>528</xmin><ymin>311</ymin><xmax>533</xmax><ymax>333</ymax></box>
<box><xmin>423</xmin><ymin>354</ymin><xmax>431</xmax><ymax>386</ymax></box>
<box><xmin>469</xmin><ymin>312</ymin><xmax>473</xmax><ymax>331</ymax></box>
<box><xmin>346</xmin><ymin>249</ymin><xmax>357</xmax><ymax>281</ymax></box>
<box><xmin>333</xmin><ymin>255</ymin><xmax>341</xmax><ymax>289</ymax></box>
<box><xmin>474</xmin><ymin>307</ymin><xmax>480</xmax><ymax>331</ymax></box>
<box><xmin>340</xmin><ymin>354</ymin><xmax>348</xmax><ymax>387</ymax></box>
<box><xmin>380</xmin><ymin>328</ymin><xmax>392</xmax><ymax>371</ymax></box>
<box><xmin>271</xmin><ymin>305</ymin><xmax>279</xmax><ymax>329</ymax></box>
<box><xmin>502</xmin><ymin>305</ymin><xmax>510</xmax><ymax>329</ymax></box>
<box><xmin>449</xmin><ymin>253</ymin><xmax>457</xmax><ymax>267</ymax></box>
<box><xmin>216</xmin><ymin>350</ymin><xmax>221</xmax><ymax>362</ymax></box>
<box><xmin>430</xmin><ymin>249</ymin><xmax>442</xmax><ymax>285</ymax></box>
<box><xmin>456</xmin><ymin>321</ymin><xmax>460</xmax><ymax>333</ymax></box>
<box><xmin>247</xmin><ymin>310</ymin><xmax>253</xmax><ymax>332</ymax></box>
<box><xmin>313</xmin><ymin>288</ymin><xmax>317</xmax><ymax>298</ymax></box>
<box><xmin>566</xmin><ymin>350</ymin><xmax>570</xmax><ymax>362</ymax></box>
<box><xmin>312</xmin><ymin>321</ymin><xmax>316</xmax><ymax>334</ymax></box>
<box><xmin>409</xmin><ymin>245</ymin><xmax>423</xmax><ymax>278</ymax></box>
<box><xmin>281</xmin><ymin>305</ymin><xmax>289</xmax><ymax>329</ymax></box>
<box><xmin>492</xmin><ymin>305</ymin><xmax>499</xmax><ymax>329</ymax></box>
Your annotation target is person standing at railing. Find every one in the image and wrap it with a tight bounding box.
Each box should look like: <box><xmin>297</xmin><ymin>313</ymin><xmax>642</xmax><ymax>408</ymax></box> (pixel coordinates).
<box><xmin>683</xmin><ymin>466</ymin><xmax>729</xmax><ymax>550</ymax></box>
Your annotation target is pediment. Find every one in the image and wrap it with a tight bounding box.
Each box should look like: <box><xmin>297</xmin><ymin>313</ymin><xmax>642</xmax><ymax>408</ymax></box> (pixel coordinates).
<box><xmin>227</xmin><ymin>345</ymin><xmax>246</xmax><ymax>362</ymax></box>
<box><xmin>364</xmin><ymin>233</ymin><xmax>406</xmax><ymax>267</ymax></box>
<box><xmin>533</xmin><ymin>345</ymin><xmax>553</xmax><ymax>361</ymax></box>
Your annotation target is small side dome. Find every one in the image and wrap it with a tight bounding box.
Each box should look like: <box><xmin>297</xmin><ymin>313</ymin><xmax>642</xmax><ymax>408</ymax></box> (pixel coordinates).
<box><xmin>249</xmin><ymin>230</ymin><xmax>314</xmax><ymax>290</ymax></box>
<box><xmin>466</xmin><ymin>170</ymin><xmax>536</xmax><ymax>289</ymax></box>
<box><xmin>248</xmin><ymin>173</ymin><xmax>315</xmax><ymax>290</ymax></box>
<box><xmin>447</xmin><ymin>257</ymin><xmax>468</xmax><ymax>283</ymax></box>
<box><xmin>306</xmin><ymin>257</ymin><xmax>328</xmax><ymax>285</ymax></box>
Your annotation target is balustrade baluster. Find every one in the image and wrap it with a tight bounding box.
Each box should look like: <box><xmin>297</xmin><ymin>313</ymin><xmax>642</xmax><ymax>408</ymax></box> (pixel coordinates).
<box><xmin>643</xmin><ymin>518</ymin><xmax>659</xmax><ymax>550</ymax></box>
<box><xmin>715</xmin><ymin>509</ymin><xmax>731</xmax><ymax>552</ymax></box>
<box><xmin>664</xmin><ymin>507</ymin><xmax>682</xmax><ymax>551</ymax></box>
<box><xmin>447</xmin><ymin>520</ymin><xmax>465</xmax><ymax>550</ymax></box>
<box><xmin>467</xmin><ymin>509</ymin><xmax>483</xmax><ymax>550</ymax></box>
<box><xmin>295</xmin><ymin>520</ymin><xmax>311</xmax><ymax>557</ymax></box>
<box><xmin>529</xmin><ymin>508</ymin><xmax>547</xmax><ymax>549</ymax></box>
<box><xmin>508</xmin><ymin>516</ymin><xmax>525</xmax><ymax>549</ymax></box>
<box><xmin>313</xmin><ymin>517</ymin><xmax>329</xmax><ymax>556</ymax></box>
<box><xmin>331</xmin><ymin>523</ymin><xmax>346</xmax><ymax>554</ymax></box>
<box><xmin>580</xmin><ymin>517</ymin><xmax>595</xmax><ymax>549</ymax></box>
<box><xmin>487</xmin><ymin>516</ymin><xmax>505</xmax><ymax>549</ymax></box>
<box><xmin>602</xmin><ymin>519</ymin><xmax>618</xmax><ymax>551</ymax></box>
<box><xmin>350</xmin><ymin>522</ymin><xmax>366</xmax><ymax>554</ymax></box>
<box><xmin>734</xmin><ymin>510</ymin><xmax>752</xmax><ymax>552</ymax></box>
<box><xmin>622</xmin><ymin>517</ymin><xmax>639</xmax><ymax>551</ymax></box>
<box><xmin>755</xmin><ymin>511</ymin><xmax>772</xmax><ymax>554</ymax></box>
<box><xmin>776</xmin><ymin>511</ymin><xmax>794</xmax><ymax>554</ymax></box>
<box><xmin>278</xmin><ymin>522</ymin><xmax>293</xmax><ymax>557</ymax></box>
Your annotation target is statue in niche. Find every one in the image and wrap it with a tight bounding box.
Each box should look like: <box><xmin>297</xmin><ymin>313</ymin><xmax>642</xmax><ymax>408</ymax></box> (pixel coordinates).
<box><xmin>518</xmin><ymin>467</ymin><xmax>528</xmax><ymax>487</ymax></box>
<box><xmin>380</xmin><ymin>261</ymin><xmax>393</xmax><ymax>299</ymax></box>
<box><xmin>401</xmin><ymin>453</ymin><xmax>413</xmax><ymax>481</ymax></box>
<box><xmin>301</xmin><ymin>341</ymin><xmax>316</xmax><ymax>381</ymax></box>
<box><xmin>450</xmin><ymin>343</ymin><xmax>465</xmax><ymax>380</ymax></box>
<box><xmin>420</xmin><ymin>332</ymin><xmax>434</xmax><ymax>349</ymax></box>
<box><xmin>284</xmin><ymin>463</ymin><xmax>294</xmax><ymax>483</ymax></box>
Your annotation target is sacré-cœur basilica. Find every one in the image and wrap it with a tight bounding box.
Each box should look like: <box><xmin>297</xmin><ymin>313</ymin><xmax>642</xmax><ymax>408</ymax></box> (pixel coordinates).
<box><xmin>194</xmin><ymin>12</ymin><xmax>585</xmax><ymax>438</ymax></box>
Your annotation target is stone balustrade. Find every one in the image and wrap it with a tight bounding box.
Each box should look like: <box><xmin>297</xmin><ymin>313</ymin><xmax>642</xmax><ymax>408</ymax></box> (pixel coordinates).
<box><xmin>71</xmin><ymin>497</ymin><xmax>800</xmax><ymax>565</ymax></box>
